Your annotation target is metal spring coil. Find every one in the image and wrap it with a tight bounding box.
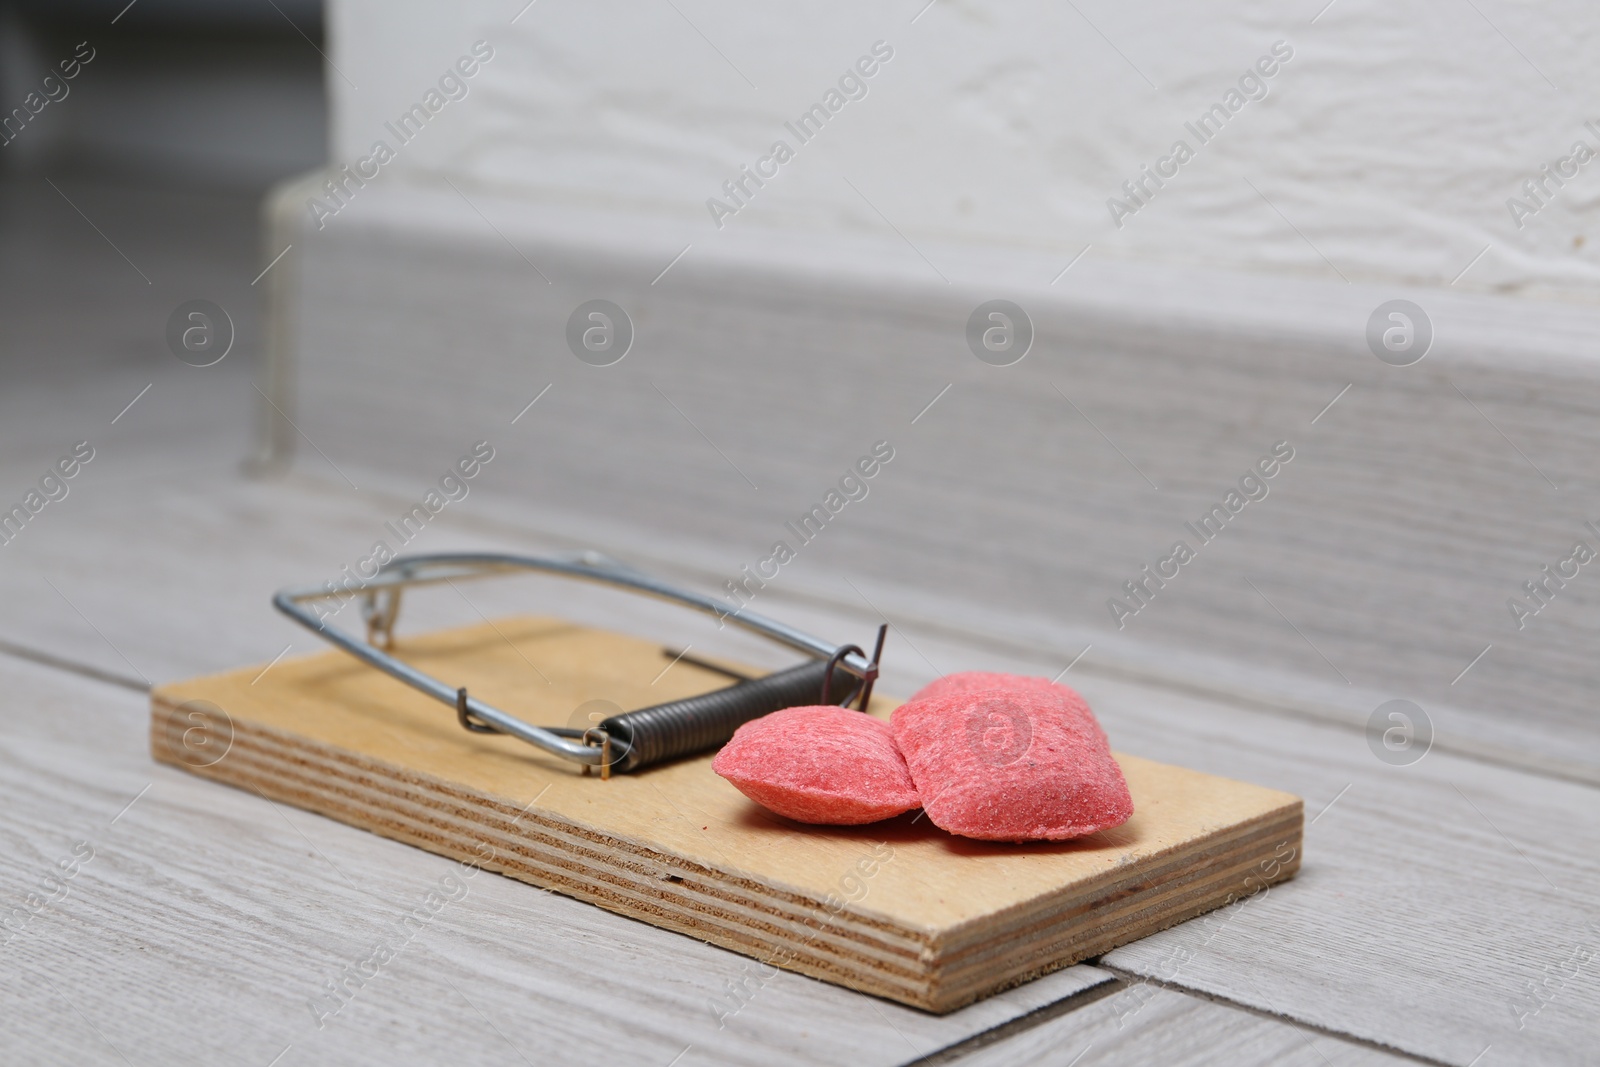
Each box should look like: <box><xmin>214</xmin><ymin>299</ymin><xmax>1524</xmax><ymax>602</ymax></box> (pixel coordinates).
<box><xmin>600</xmin><ymin>658</ymin><xmax>854</xmax><ymax>773</ymax></box>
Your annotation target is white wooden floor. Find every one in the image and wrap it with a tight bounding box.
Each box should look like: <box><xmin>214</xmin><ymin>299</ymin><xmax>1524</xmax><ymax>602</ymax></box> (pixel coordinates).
<box><xmin>1</xmin><ymin>177</ymin><xmax>1596</xmax><ymax>1065</ymax></box>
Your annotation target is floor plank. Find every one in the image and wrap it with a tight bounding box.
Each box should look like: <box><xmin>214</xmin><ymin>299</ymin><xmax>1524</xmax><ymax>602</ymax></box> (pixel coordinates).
<box><xmin>4</xmin><ymin>470</ymin><xmax>1598</xmax><ymax>1063</ymax></box>
<box><xmin>938</xmin><ymin>984</ymin><xmax>1414</xmax><ymax>1067</ymax></box>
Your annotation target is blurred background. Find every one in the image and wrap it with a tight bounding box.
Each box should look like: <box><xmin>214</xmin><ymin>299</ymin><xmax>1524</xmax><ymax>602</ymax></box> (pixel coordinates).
<box><xmin>0</xmin><ymin>0</ymin><xmax>324</xmax><ymax>183</ymax></box>
<box><xmin>0</xmin><ymin>0</ymin><xmax>323</xmax><ymax>401</ymax></box>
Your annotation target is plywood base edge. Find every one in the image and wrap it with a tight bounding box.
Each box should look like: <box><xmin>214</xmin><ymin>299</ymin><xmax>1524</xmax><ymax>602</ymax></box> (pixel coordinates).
<box><xmin>150</xmin><ymin>691</ymin><xmax>1301</xmax><ymax>1013</ymax></box>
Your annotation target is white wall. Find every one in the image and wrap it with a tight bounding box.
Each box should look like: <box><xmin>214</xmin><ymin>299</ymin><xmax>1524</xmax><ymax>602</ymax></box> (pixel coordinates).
<box><xmin>327</xmin><ymin>0</ymin><xmax>1600</xmax><ymax>304</ymax></box>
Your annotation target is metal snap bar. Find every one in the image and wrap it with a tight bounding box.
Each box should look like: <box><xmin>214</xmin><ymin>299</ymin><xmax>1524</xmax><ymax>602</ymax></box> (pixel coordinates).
<box><xmin>274</xmin><ymin>552</ymin><xmax>887</xmax><ymax>776</ymax></box>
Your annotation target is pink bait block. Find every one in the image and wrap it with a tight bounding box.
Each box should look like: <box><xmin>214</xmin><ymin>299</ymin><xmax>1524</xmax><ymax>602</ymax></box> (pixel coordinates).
<box><xmin>712</xmin><ymin>706</ymin><xmax>921</xmax><ymax>825</ymax></box>
<box><xmin>892</xmin><ymin>675</ymin><xmax>1133</xmax><ymax>842</ymax></box>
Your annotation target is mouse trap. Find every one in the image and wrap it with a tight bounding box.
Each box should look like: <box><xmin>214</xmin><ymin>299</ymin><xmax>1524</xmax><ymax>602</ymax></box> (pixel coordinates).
<box><xmin>150</xmin><ymin>552</ymin><xmax>1302</xmax><ymax>1012</ymax></box>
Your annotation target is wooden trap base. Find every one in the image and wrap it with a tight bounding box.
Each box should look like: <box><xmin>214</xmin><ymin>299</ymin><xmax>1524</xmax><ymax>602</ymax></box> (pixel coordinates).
<box><xmin>150</xmin><ymin>617</ymin><xmax>1302</xmax><ymax>1012</ymax></box>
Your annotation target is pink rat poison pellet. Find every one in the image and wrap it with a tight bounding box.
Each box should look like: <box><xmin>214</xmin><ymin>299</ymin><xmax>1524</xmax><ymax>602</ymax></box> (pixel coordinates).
<box><xmin>892</xmin><ymin>674</ymin><xmax>1133</xmax><ymax>841</ymax></box>
<box><xmin>712</xmin><ymin>705</ymin><xmax>921</xmax><ymax>825</ymax></box>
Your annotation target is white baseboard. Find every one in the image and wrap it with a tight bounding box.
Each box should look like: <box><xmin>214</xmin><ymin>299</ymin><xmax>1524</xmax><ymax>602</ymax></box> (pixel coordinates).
<box><xmin>262</xmin><ymin>171</ymin><xmax>1600</xmax><ymax>782</ymax></box>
